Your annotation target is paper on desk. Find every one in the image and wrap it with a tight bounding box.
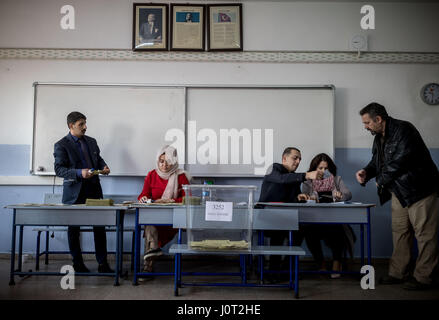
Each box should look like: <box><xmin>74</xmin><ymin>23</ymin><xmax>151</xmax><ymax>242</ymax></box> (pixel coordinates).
<box><xmin>135</xmin><ymin>202</ymin><xmax>183</xmax><ymax>206</ymax></box>
<box><xmin>190</xmin><ymin>239</ymin><xmax>249</xmax><ymax>250</ymax></box>
<box><xmin>16</xmin><ymin>203</ymin><xmax>67</xmax><ymax>206</ymax></box>
<box><xmin>332</xmin><ymin>201</ymin><xmax>362</xmax><ymax>204</ymax></box>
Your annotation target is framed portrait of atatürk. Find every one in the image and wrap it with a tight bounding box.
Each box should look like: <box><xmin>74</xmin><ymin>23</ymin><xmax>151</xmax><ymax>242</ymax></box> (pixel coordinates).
<box><xmin>207</xmin><ymin>4</ymin><xmax>243</xmax><ymax>51</ymax></box>
<box><xmin>133</xmin><ymin>3</ymin><xmax>169</xmax><ymax>51</ymax></box>
<box><xmin>170</xmin><ymin>4</ymin><xmax>205</xmax><ymax>51</ymax></box>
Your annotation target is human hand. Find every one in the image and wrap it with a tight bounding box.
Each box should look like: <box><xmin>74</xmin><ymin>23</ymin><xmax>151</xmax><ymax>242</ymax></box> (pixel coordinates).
<box><xmin>306</xmin><ymin>170</ymin><xmax>323</xmax><ymax>180</ymax></box>
<box><xmin>102</xmin><ymin>166</ymin><xmax>110</xmax><ymax>175</ymax></box>
<box><xmin>356</xmin><ymin>169</ymin><xmax>366</xmax><ymax>184</ymax></box>
<box><xmin>82</xmin><ymin>169</ymin><xmax>93</xmax><ymax>179</ymax></box>
<box><xmin>333</xmin><ymin>191</ymin><xmax>342</xmax><ymax>201</ymax></box>
<box><xmin>139</xmin><ymin>196</ymin><xmax>149</xmax><ymax>203</ymax></box>
<box><xmin>297</xmin><ymin>194</ymin><xmax>310</xmax><ymax>201</ymax></box>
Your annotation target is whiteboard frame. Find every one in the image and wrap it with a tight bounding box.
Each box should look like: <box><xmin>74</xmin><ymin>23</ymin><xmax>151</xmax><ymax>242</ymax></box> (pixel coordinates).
<box><xmin>31</xmin><ymin>82</ymin><xmax>335</xmax><ymax>177</ymax></box>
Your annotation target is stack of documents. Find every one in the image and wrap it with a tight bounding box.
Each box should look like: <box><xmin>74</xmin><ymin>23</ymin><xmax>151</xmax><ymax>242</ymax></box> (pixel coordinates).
<box><xmin>85</xmin><ymin>199</ymin><xmax>114</xmax><ymax>206</ymax></box>
<box><xmin>190</xmin><ymin>239</ymin><xmax>249</xmax><ymax>250</ymax></box>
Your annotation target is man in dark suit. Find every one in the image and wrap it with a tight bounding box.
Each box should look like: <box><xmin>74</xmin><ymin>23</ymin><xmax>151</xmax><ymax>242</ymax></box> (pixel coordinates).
<box><xmin>139</xmin><ymin>13</ymin><xmax>162</xmax><ymax>43</ymax></box>
<box><xmin>258</xmin><ymin>147</ymin><xmax>322</xmax><ymax>282</ymax></box>
<box><xmin>54</xmin><ymin>111</ymin><xmax>113</xmax><ymax>273</ymax></box>
<box><xmin>185</xmin><ymin>13</ymin><xmax>193</xmax><ymax>22</ymax></box>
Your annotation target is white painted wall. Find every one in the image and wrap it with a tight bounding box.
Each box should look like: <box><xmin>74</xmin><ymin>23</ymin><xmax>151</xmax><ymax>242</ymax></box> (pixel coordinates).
<box><xmin>0</xmin><ymin>1</ymin><xmax>438</xmax><ymax>155</ymax></box>
<box><xmin>1</xmin><ymin>0</ymin><xmax>439</xmax><ymax>51</ymax></box>
<box><xmin>1</xmin><ymin>59</ymin><xmax>438</xmax><ymax>148</ymax></box>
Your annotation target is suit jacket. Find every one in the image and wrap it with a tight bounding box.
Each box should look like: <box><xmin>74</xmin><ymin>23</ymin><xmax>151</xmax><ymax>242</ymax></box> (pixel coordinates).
<box><xmin>139</xmin><ymin>22</ymin><xmax>161</xmax><ymax>42</ymax></box>
<box><xmin>258</xmin><ymin>163</ymin><xmax>306</xmax><ymax>203</ymax></box>
<box><xmin>54</xmin><ymin>134</ymin><xmax>107</xmax><ymax>204</ymax></box>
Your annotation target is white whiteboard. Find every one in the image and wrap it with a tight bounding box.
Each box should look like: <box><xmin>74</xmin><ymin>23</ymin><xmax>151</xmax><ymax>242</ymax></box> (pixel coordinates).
<box><xmin>32</xmin><ymin>84</ymin><xmax>185</xmax><ymax>176</ymax></box>
<box><xmin>32</xmin><ymin>84</ymin><xmax>334</xmax><ymax>177</ymax></box>
<box><xmin>186</xmin><ymin>87</ymin><xmax>334</xmax><ymax>176</ymax></box>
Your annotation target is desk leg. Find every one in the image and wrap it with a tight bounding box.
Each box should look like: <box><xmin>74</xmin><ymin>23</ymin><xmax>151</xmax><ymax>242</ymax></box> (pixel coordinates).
<box><xmin>241</xmin><ymin>255</ymin><xmax>247</xmax><ymax>284</ymax></box>
<box><xmin>174</xmin><ymin>253</ymin><xmax>179</xmax><ymax>296</ymax></box>
<box><xmin>175</xmin><ymin>229</ymin><xmax>183</xmax><ymax>294</ymax></box>
<box><xmin>177</xmin><ymin>229</ymin><xmax>182</xmax><ymax>286</ymax></box>
<box><xmin>130</xmin><ymin>231</ymin><xmax>135</xmax><ymax>271</ymax></box>
<box><xmin>133</xmin><ymin>209</ymin><xmax>140</xmax><ymax>285</ymax></box>
<box><xmin>239</xmin><ymin>255</ymin><xmax>242</xmax><ymax>282</ymax></box>
<box><xmin>18</xmin><ymin>225</ymin><xmax>24</xmax><ymax>272</ymax></box>
<box><xmin>36</xmin><ymin>231</ymin><xmax>41</xmax><ymax>271</ymax></box>
<box><xmin>45</xmin><ymin>230</ymin><xmax>49</xmax><ymax>265</ymax></box>
<box><xmin>259</xmin><ymin>231</ymin><xmax>264</xmax><ymax>284</ymax></box>
<box><xmin>367</xmin><ymin>208</ymin><xmax>372</xmax><ymax>266</ymax></box>
<box><xmin>289</xmin><ymin>231</ymin><xmax>293</xmax><ymax>289</ymax></box>
<box><xmin>119</xmin><ymin>211</ymin><xmax>125</xmax><ymax>275</ymax></box>
<box><xmin>114</xmin><ymin>211</ymin><xmax>120</xmax><ymax>286</ymax></box>
<box><xmin>294</xmin><ymin>256</ymin><xmax>299</xmax><ymax>299</ymax></box>
<box><xmin>9</xmin><ymin>211</ymin><xmax>16</xmax><ymax>285</ymax></box>
<box><xmin>360</xmin><ymin>224</ymin><xmax>365</xmax><ymax>267</ymax></box>
<box><xmin>179</xmin><ymin>253</ymin><xmax>182</xmax><ymax>288</ymax></box>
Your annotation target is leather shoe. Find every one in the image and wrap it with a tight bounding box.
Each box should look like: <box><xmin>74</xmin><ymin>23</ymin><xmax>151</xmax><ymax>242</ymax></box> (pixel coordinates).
<box><xmin>73</xmin><ymin>263</ymin><xmax>90</xmax><ymax>273</ymax></box>
<box><xmin>403</xmin><ymin>277</ymin><xmax>434</xmax><ymax>291</ymax></box>
<box><xmin>138</xmin><ymin>275</ymin><xmax>154</xmax><ymax>282</ymax></box>
<box><xmin>264</xmin><ymin>273</ymin><xmax>279</xmax><ymax>284</ymax></box>
<box><xmin>379</xmin><ymin>275</ymin><xmax>404</xmax><ymax>285</ymax></box>
<box><xmin>98</xmin><ymin>263</ymin><xmax>114</xmax><ymax>274</ymax></box>
<box><xmin>264</xmin><ymin>272</ymin><xmax>289</xmax><ymax>284</ymax></box>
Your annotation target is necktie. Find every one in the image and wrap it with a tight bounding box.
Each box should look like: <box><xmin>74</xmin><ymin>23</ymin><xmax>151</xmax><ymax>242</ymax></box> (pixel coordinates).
<box><xmin>79</xmin><ymin>139</ymin><xmax>93</xmax><ymax>169</ymax></box>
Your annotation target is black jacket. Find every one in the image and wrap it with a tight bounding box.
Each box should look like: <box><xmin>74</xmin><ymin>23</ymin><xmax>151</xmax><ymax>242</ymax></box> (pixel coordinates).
<box><xmin>258</xmin><ymin>163</ymin><xmax>306</xmax><ymax>203</ymax></box>
<box><xmin>54</xmin><ymin>134</ymin><xmax>107</xmax><ymax>204</ymax></box>
<box><xmin>363</xmin><ymin>117</ymin><xmax>439</xmax><ymax>207</ymax></box>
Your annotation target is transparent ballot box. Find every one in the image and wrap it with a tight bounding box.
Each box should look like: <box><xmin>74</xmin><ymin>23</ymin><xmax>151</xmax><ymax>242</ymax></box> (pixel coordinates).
<box><xmin>183</xmin><ymin>185</ymin><xmax>257</xmax><ymax>251</ymax></box>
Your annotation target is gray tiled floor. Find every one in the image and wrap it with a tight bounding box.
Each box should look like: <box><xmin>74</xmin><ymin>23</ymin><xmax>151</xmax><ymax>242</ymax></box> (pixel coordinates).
<box><xmin>1</xmin><ymin>256</ymin><xmax>438</xmax><ymax>300</ymax></box>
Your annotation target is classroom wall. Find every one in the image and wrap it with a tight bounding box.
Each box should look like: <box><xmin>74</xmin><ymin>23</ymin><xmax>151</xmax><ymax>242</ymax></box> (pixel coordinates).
<box><xmin>1</xmin><ymin>0</ymin><xmax>439</xmax><ymax>51</ymax></box>
<box><xmin>1</xmin><ymin>0</ymin><xmax>438</xmax><ymax>258</ymax></box>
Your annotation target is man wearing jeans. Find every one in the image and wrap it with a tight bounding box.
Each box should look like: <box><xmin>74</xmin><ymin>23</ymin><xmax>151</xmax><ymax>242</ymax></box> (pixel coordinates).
<box><xmin>356</xmin><ymin>102</ymin><xmax>439</xmax><ymax>290</ymax></box>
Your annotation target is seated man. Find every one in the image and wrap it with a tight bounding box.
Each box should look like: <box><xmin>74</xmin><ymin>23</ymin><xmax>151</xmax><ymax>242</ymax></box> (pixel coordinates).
<box><xmin>258</xmin><ymin>147</ymin><xmax>322</xmax><ymax>281</ymax></box>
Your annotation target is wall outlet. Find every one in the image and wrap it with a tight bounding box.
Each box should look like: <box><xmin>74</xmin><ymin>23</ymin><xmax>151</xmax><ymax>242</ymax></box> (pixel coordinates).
<box><xmin>350</xmin><ymin>35</ymin><xmax>368</xmax><ymax>51</ymax></box>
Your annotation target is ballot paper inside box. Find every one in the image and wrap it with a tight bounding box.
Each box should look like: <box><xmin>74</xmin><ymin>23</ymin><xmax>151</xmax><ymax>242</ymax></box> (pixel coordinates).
<box><xmin>183</xmin><ymin>185</ymin><xmax>257</xmax><ymax>251</ymax></box>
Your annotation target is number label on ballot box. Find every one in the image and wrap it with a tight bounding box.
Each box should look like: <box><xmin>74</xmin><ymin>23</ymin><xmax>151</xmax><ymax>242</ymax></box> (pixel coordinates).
<box><xmin>205</xmin><ymin>201</ymin><xmax>233</xmax><ymax>222</ymax></box>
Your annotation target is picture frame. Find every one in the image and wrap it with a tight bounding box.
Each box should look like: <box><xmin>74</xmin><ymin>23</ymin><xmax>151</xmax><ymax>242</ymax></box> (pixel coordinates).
<box><xmin>170</xmin><ymin>4</ymin><xmax>205</xmax><ymax>51</ymax></box>
<box><xmin>207</xmin><ymin>4</ymin><xmax>243</xmax><ymax>51</ymax></box>
<box><xmin>133</xmin><ymin>3</ymin><xmax>168</xmax><ymax>51</ymax></box>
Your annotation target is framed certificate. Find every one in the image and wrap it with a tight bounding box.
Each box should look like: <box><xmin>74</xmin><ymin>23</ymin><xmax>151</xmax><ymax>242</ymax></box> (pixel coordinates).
<box><xmin>170</xmin><ymin>4</ymin><xmax>205</xmax><ymax>51</ymax></box>
<box><xmin>207</xmin><ymin>4</ymin><xmax>243</xmax><ymax>51</ymax></box>
<box><xmin>133</xmin><ymin>3</ymin><xmax>169</xmax><ymax>51</ymax></box>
